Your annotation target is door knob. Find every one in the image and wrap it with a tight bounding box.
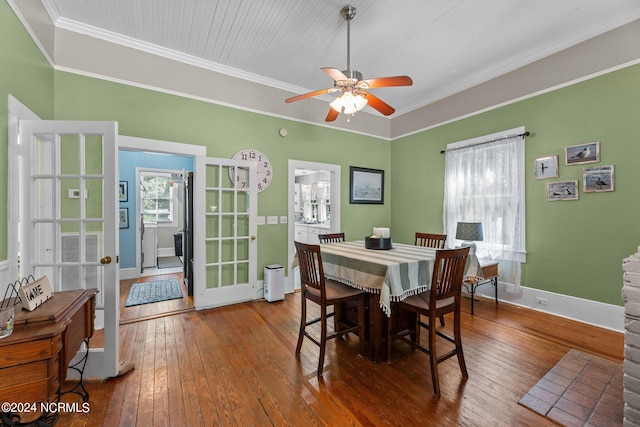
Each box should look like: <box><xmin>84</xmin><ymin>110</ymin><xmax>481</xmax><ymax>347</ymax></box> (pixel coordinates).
<box><xmin>100</xmin><ymin>256</ymin><xmax>112</xmax><ymax>264</ymax></box>
<box><xmin>250</xmin><ymin>235</ymin><xmax>256</xmax><ymax>240</ymax></box>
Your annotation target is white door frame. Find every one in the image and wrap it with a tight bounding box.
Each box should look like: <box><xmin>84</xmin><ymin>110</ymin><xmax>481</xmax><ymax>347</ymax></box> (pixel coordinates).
<box><xmin>4</xmin><ymin>96</ymin><xmax>40</xmax><ymax>290</ymax></box>
<box><xmin>287</xmin><ymin>160</ymin><xmax>341</xmax><ymax>292</ymax></box>
<box><xmin>118</xmin><ymin>136</ymin><xmax>205</xmax><ymax>280</ymax></box>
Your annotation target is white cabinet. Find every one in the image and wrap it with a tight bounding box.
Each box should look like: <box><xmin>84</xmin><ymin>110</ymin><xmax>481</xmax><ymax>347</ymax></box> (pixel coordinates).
<box><xmin>294</xmin><ymin>224</ymin><xmax>331</xmax><ymax>244</ymax></box>
<box><xmin>142</xmin><ymin>223</ymin><xmax>157</xmax><ymax>269</ymax></box>
<box><xmin>307</xmin><ymin>226</ymin><xmax>322</xmax><ymax>243</ymax></box>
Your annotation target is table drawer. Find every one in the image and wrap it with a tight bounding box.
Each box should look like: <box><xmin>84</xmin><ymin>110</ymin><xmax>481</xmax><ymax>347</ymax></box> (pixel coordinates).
<box><xmin>0</xmin><ymin>347</ymin><xmax>62</xmax><ymax>403</ymax></box>
<box><xmin>0</xmin><ymin>335</ymin><xmax>62</xmax><ymax>368</ymax></box>
<box><xmin>481</xmin><ymin>262</ymin><xmax>498</xmax><ymax>279</ymax></box>
<box><xmin>0</xmin><ymin>360</ymin><xmax>49</xmax><ymax>389</ymax></box>
<box><xmin>0</xmin><ymin>374</ymin><xmax>58</xmax><ymax>404</ymax></box>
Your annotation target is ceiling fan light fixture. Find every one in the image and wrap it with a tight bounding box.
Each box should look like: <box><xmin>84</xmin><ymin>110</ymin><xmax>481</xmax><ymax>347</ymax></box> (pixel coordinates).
<box><xmin>330</xmin><ymin>92</ymin><xmax>368</xmax><ymax>115</ymax></box>
<box><xmin>284</xmin><ymin>5</ymin><xmax>412</xmax><ymax>122</ymax></box>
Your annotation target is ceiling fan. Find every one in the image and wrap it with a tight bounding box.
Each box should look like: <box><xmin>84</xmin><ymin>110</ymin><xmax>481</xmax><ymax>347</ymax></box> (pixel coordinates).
<box><xmin>285</xmin><ymin>5</ymin><xmax>413</xmax><ymax>122</ymax></box>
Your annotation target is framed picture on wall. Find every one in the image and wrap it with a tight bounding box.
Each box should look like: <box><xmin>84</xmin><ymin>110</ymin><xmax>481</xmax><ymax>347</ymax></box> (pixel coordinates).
<box><xmin>583</xmin><ymin>165</ymin><xmax>614</xmax><ymax>193</ymax></box>
<box><xmin>565</xmin><ymin>141</ymin><xmax>600</xmax><ymax>165</ymax></box>
<box><xmin>546</xmin><ymin>180</ymin><xmax>578</xmax><ymax>201</ymax></box>
<box><xmin>119</xmin><ymin>208</ymin><xmax>129</xmax><ymax>228</ymax></box>
<box><xmin>534</xmin><ymin>155</ymin><xmax>559</xmax><ymax>179</ymax></box>
<box><xmin>119</xmin><ymin>181</ymin><xmax>128</xmax><ymax>202</ymax></box>
<box><xmin>350</xmin><ymin>166</ymin><xmax>384</xmax><ymax>204</ymax></box>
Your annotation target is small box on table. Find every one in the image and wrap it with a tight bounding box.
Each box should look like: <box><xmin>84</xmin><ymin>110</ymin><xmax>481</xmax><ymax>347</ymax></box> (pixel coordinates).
<box><xmin>365</xmin><ymin>237</ymin><xmax>393</xmax><ymax>250</ymax></box>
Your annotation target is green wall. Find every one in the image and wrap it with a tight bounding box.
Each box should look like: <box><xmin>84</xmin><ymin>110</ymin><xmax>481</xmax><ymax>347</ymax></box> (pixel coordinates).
<box><xmin>391</xmin><ymin>65</ymin><xmax>640</xmax><ymax>306</ymax></box>
<box><xmin>0</xmin><ymin>1</ymin><xmax>55</xmax><ymax>260</ymax></box>
<box><xmin>3</xmin><ymin>0</ymin><xmax>639</xmax><ymax>306</ymax></box>
<box><xmin>52</xmin><ymin>72</ymin><xmax>392</xmax><ymax>277</ymax></box>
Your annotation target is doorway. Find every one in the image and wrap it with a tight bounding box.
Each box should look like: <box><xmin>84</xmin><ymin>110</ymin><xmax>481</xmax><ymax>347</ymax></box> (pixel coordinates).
<box><xmin>287</xmin><ymin>160</ymin><xmax>341</xmax><ymax>291</ymax></box>
<box><xmin>118</xmin><ymin>136</ymin><xmax>204</xmax><ymax>323</ymax></box>
<box><xmin>119</xmin><ymin>137</ymin><xmax>259</xmax><ymax>313</ymax></box>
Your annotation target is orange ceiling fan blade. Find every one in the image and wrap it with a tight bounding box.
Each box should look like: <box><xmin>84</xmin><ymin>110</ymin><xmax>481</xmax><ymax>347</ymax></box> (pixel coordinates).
<box><xmin>321</xmin><ymin>67</ymin><xmax>349</xmax><ymax>82</ymax></box>
<box><xmin>325</xmin><ymin>108</ymin><xmax>339</xmax><ymax>122</ymax></box>
<box><xmin>285</xmin><ymin>88</ymin><xmax>331</xmax><ymax>103</ymax></box>
<box><xmin>362</xmin><ymin>91</ymin><xmax>395</xmax><ymax>116</ymax></box>
<box><xmin>361</xmin><ymin>75</ymin><xmax>413</xmax><ymax>89</ymax></box>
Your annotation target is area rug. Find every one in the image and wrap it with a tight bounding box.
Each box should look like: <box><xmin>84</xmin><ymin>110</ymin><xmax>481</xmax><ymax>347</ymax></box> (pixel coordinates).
<box><xmin>518</xmin><ymin>349</ymin><xmax>623</xmax><ymax>426</ymax></box>
<box><xmin>157</xmin><ymin>256</ymin><xmax>183</xmax><ymax>269</ymax></box>
<box><xmin>125</xmin><ymin>279</ymin><xmax>183</xmax><ymax>307</ymax></box>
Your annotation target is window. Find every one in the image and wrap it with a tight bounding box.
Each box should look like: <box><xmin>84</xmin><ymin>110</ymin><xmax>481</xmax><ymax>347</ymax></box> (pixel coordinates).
<box><xmin>141</xmin><ymin>171</ymin><xmax>174</xmax><ymax>224</ymax></box>
<box><xmin>443</xmin><ymin>127</ymin><xmax>526</xmax><ymax>287</ymax></box>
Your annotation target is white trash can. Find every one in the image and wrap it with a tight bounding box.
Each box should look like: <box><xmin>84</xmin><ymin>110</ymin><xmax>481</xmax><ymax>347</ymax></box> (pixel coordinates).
<box><xmin>264</xmin><ymin>264</ymin><xmax>284</xmax><ymax>302</ymax></box>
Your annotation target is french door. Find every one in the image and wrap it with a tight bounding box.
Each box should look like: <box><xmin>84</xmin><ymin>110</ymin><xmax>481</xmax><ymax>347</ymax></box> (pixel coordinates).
<box><xmin>193</xmin><ymin>156</ymin><xmax>258</xmax><ymax>309</ymax></box>
<box><xmin>19</xmin><ymin>120</ymin><xmax>119</xmax><ymax>378</ymax></box>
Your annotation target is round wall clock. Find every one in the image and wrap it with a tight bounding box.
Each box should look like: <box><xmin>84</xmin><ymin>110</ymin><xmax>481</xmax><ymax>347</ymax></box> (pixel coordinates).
<box><xmin>229</xmin><ymin>149</ymin><xmax>273</xmax><ymax>192</ymax></box>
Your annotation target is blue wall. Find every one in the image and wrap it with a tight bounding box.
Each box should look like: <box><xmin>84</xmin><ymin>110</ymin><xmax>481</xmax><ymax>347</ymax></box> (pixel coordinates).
<box><xmin>119</xmin><ymin>150</ymin><xmax>194</xmax><ymax>269</ymax></box>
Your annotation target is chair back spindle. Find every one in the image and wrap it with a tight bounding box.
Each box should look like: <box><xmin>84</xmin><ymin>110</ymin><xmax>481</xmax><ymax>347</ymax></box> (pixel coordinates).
<box><xmin>296</xmin><ymin>243</ymin><xmax>324</xmax><ymax>292</ymax></box>
<box><xmin>414</xmin><ymin>233</ymin><xmax>447</xmax><ymax>249</ymax></box>
<box><xmin>318</xmin><ymin>232</ymin><xmax>345</xmax><ymax>244</ymax></box>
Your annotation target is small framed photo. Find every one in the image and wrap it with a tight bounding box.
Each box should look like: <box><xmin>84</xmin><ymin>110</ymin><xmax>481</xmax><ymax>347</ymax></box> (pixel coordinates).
<box><xmin>584</xmin><ymin>165</ymin><xmax>614</xmax><ymax>193</ymax></box>
<box><xmin>547</xmin><ymin>180</ymin><xmax>579</xmax><ymax>201</ymax></box>
<box><xmin>565</xmin><ymin>141</ymin><xmax>599</xmax><ymax>165</ymax></box>
<box><xmin>119</xmin><ymin>181</ymin><xmax>128</xmax><ymax>202</ymax></box>
<box><xmin>119</xmin><ymin>208</ymin><xmax>129</xmax><ymax>228</ymax></box>
<box><xmin>534</xmin><ymin>155</ymin><xmax>558</xmax><ymax>179</ymax></box>
<box><xmin>350</xmin><ymin>166</ymin><xmax>384</xmax><ymax>204</ymax></box>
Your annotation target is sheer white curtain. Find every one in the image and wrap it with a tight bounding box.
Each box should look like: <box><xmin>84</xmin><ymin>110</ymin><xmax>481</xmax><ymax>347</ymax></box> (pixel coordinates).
<box><xmin>443</xmin><ymin>128</ymin><xmax>526</xmax><ymax>288</ymax></box>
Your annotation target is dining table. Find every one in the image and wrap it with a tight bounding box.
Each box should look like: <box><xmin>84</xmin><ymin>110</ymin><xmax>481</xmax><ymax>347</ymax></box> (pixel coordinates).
<box><xmin>319</xmin><ymin>241</ymin><xmax>435</xmax><ymax>314</ymax></box>
<box><xmin>292</xmin><ymin>240</ymin><xmax>482</xmax><ymax>360</ymax></box>
<box><xmin>298</xmin><ymin>240</ymin><xmax>481</xmax><ymax>360</ymax></box>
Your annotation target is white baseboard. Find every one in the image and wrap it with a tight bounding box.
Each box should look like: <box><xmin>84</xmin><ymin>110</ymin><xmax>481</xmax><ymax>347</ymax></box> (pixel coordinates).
<box><xmin>474</xmin><ymin>282</ymin><xmax>624</xmax><ymax>332</ymax></box>
<box><xmin>119</xmin><ymin>267</ymin><xmax>139</xmax><ymax>280</ymax></box>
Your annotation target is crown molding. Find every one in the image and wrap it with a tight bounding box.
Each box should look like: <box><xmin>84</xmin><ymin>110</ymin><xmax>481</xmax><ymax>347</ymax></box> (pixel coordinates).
<box><xmin>54</xmin><ymin>17</ymin><xmax>318</xmax><ymax>98</ymax></box>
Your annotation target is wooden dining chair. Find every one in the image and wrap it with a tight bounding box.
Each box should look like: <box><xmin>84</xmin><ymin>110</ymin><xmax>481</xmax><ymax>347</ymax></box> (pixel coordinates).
<box><xmin>414</xmin><ymin>232</ymin><xmax>447</xmax><ymax>249</ymax></box>
<box><xmin>415</xmin><ymin>232</ymin><xmax>448</xmax><ymax>326</ymax></box>
<box><xmin>318</xmin><ymin>232</ymin><xmax>345</xmax><ymax>243</ymax></box>
<box><xmin>294</xmin><ymin>241</ymin><xmax>365</xmax><ymax>376</ymax></box>
<box><xmin>386</xmin><ymin>246</ymin><xmax>470</xmax><ymax>396</ymax></box>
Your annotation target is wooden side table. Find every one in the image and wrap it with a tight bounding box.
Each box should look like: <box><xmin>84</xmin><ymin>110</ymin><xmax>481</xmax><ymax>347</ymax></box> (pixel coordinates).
<box><xmin>0</xmin><ymin>289</ymin><xmax>97</xmax><ymax>424</ymax></box>
<box><xmin>463</xmin><ymin>260</ymin><xmax>499</xmax><ymax>314</ymax></box>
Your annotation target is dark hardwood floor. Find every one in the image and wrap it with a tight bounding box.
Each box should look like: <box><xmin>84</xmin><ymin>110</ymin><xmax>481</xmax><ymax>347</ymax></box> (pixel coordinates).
<box><xmin>60</xmin><ymin>288</ymin><xmax>623</xmax><ymax>426</ymax></box>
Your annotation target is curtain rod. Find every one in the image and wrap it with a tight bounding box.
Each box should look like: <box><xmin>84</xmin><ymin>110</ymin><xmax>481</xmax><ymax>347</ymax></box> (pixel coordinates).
<box><xmin>440</xmin><ymin>131</ymin><xmax>530</xmax><ymax>154</ymax></box>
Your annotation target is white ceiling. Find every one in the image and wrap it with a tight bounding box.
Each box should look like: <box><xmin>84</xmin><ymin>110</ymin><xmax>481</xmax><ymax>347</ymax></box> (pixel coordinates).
<box><xmin>18</xmin><ymin>0</ymin><xmax>640</xmax><ymax>136</ymax></box>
